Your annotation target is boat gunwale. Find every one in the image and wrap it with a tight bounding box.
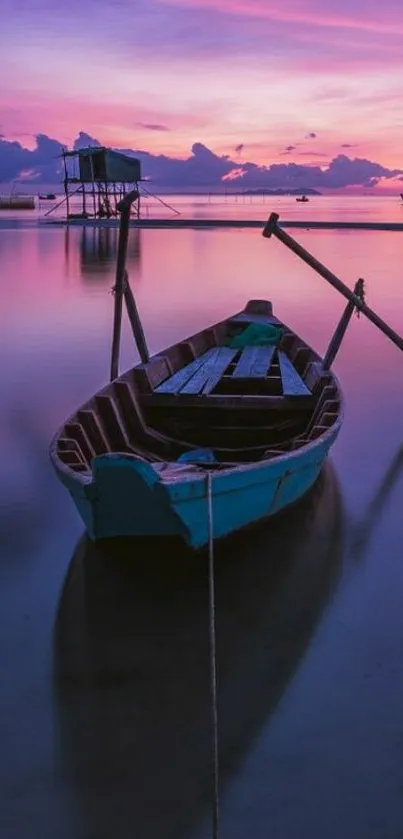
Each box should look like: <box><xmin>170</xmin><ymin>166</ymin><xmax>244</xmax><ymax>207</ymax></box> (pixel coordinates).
<box><xmin>49</xmin><ymin>308</ymin><xmax>344</xmax><ymax>487</ymax></box>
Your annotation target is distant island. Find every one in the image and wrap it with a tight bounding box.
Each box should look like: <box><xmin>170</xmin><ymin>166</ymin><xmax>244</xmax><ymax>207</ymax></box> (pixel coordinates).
<box><xmin>241</xmin><ymin>188</ymin><xmax>321</xmax><ymax>196</ymax></box>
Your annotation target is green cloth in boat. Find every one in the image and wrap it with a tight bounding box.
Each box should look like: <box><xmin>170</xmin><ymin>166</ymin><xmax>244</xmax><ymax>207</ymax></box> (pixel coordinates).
<box><xmin>228</xmin><ymin>323</ymin><xmax>284</xmax><ymax>348</ymax></box>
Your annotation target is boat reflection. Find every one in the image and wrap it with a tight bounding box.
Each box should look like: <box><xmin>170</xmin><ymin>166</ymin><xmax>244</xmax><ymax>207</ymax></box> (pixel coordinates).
<box><xmin>78</xmin><ymin>225</ymin><xmax>142</xmax><ymax>282</ymax></box>
<box><xmin>348</xmin><ymin>443</ymin><xmax>403</xmax><ymax>562</ymax></box>
<box><xmin>53</xmin><ymin>463</ymin><xmax>344</xmax><ymax>839</ymax></box>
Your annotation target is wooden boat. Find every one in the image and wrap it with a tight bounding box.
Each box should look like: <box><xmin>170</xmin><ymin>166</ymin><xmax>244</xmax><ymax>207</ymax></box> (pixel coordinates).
<box><xmin>50</xmin><ymin>298</ymin><xmax>343</xmax><ymax>548</ymax></box>
<box><xmin>39</xmin><ymin>192</ymin><xmax>56</xmax><ymax>200</ymax></box>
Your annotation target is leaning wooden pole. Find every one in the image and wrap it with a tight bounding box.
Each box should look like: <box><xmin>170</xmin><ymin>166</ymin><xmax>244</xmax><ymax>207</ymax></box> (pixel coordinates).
<box><xmin>43</xmin><ymin>184</ymin><xmax>82</xmax><ymax>218</ymax></box>
<box><xmin>263</xmin><ymin>213</ymin><xmax>403</xmax><ymax>352</ymax></box>
<box><xmin>123</xmin><ymin>271</ymin><xmax>149</xmax><ymax>364</ymax></box>
<box><xmin>323</xmin><ymin>278</ymin><xmax>365</xmax><ymax>370</ymax></box>
<box><xmin>110</xmin><ymin>189</ymin><xmax>139</xmax><ymax>381</ymax></box>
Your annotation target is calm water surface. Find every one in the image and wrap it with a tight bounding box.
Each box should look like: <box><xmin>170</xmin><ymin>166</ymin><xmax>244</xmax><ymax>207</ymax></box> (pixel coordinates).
<box><xmin>3</xmin><ymin>191</ymin><xmax>403</xmax><ymax>223</ymax></box>
<box><xmin>1</xmin><ymin>207</ymin><xmax>403</xmax><ymax>838</ymax></box>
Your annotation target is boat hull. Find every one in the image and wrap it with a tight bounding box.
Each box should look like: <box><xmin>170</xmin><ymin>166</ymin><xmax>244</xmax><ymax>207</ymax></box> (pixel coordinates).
<box><xmin>50</xmin><ymin>299</ymin><xmax>343</xmax><ymax>549</ymax></box>
<box><xmin>55</xmin><ymin>425</ymin><xmax>339</xmax><ymax>549</ymax></box>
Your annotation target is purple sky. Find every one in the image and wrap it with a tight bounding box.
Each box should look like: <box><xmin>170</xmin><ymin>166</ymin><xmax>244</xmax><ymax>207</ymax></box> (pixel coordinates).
<box><xmin>1</xmin><ymin>0</ymin><xmax>402</xmax><ymax>187</ymax></box>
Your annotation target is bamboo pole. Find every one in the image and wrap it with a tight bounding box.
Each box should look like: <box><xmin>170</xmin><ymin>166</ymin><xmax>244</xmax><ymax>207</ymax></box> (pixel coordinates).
<box><xmin>139</xmin><ymin>184</ymin><xmax>181</xmax><ymax>216</ymax></box>
<box><xmin>62</xmin><ymin>149</ymin><xmax>70</xmax><ymax>220</ymax></box>
<box><xmin>82</xmin><ymin>183</ymin><xmax>87</xmax><ymax>217</ymax></box>
<box><xmin>110</xmin><ymin>191</ymin><xmax>135</xmax><ymax>380</ymax></box>
<box><xmin>110</xmin><ymin>189</ymin><xmax>145</xmax><ymax>380</ymax></box>
<box><xmin>89</xmin><ymin>153</ymin><xmax>97</xmax><ymax>218</ymax></box>
<box><xmin>263</xmin><ymin>213</ymin><xmax>403</xmax><ymax>352</ymax></box>
<box><xmin>43</xmin><ymin>184</ymin><xmax>82</xmax><ymax>217</ymax></box>
<box><xmin>110</xmin><ymin>276</ymin><xmax>125</xmax><ymax>382</ymax></box>
<box><xmin>123</xmin><ymin>271</ymin><xmax>149</xmax><ymax>364</ymax></box>
<box><xmin>323</xmin><ymin>279</ymin><xmax>364</xmax><ymax>370</ymax></box>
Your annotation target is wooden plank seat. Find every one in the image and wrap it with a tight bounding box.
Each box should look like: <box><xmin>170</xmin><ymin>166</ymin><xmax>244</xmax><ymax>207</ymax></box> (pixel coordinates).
<box><xmin>233</xmin><ymin>345</ymin><xmax>276</xmax><ymax>378</ymax></box>
<box><xmin>156</xmin><ymin>347</ymin><xmax>237</xmax><ymax>396</ymax></box>
<box><xmin>277</xmin><ymin>350</ymin><xmax>311</xmax><ymax>396</ymax></box>
<box><xmin>156</xmin><ymin>347</ymin><xmax>217</xmax><ymax>394</ymax></box>
<box><xmin>181</xmin><ymin>347</ymin><xmax>237</xmax><ymax>395</ymax></box>
<box><xmin>155</xmin><ymin>344</ymin><xmax>311</xmax><ymax>399</ymax></box>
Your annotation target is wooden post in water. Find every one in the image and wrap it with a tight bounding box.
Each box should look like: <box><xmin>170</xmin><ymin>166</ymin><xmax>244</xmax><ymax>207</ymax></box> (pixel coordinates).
<box><xmin>89</xmin><ymin>153</ymin><xmax>97</xmax><ymax>218</ymax></box>
<box><xmin>82</xmin><ymin>183</ymin><xmax>87</xmax><ymax>218</ymax></box>
<box><xmin>263</xmin><ymin>213</ymin><xmax>403</xmax><ymax>353</ymax></box>
<box><xmin>110</xmin><ymin>189</ymin><xmax>149</xmax><ymax>381</ymax></box>
<box><xmin>323</xmin><ymin>278</ymin><xmax>365</xmax><ymax>370</ymax></box>
<box><xmin>62</xmin><ymin>148</ymin><xmax>70</xmax><ymax>220</ymax></box>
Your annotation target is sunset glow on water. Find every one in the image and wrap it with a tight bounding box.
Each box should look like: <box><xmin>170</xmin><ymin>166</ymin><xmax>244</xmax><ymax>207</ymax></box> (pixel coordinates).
<box><xmin>2</xmin><ymin>0</ymin><xmax>403</xmax><ymax>832</ymax></box>
<box><xmin>1</xmin><ymin>206</ymin><xmax>403</xmax><ymax>837</ymax></box>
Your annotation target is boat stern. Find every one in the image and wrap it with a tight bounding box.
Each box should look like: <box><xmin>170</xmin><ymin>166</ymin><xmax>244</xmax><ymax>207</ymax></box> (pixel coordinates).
<box><xmin>84</xmin><ymin>454</ymin><xmax>189</xmax><ymax>541</ymax></box>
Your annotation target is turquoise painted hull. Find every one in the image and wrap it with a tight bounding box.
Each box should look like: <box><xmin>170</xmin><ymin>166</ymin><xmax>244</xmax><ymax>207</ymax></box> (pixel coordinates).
<box><xmin>55</xmin><ymin>424</ymin><xmax>340</xmax><ymax>549</ymax></box>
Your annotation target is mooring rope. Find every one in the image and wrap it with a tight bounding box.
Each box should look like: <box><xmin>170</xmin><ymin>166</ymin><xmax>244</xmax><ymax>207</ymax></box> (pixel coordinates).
<box><xmin>206</xmin><ymin>470</ymin><xmax>220</xmax><ymax>839</ymax></box>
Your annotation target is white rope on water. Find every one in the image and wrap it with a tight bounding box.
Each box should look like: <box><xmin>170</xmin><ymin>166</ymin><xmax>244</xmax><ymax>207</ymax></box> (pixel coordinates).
<box><xmin>206</xmin><ymin>470</ymin><xmax>220</xmax><ymax>839</ymax></box>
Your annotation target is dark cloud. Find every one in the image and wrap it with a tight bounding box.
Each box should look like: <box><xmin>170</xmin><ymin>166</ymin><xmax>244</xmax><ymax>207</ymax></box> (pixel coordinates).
<box><xmin>0</xmin><ymin>133</ymin><xmax>401</xmax><ymax>190</ymax></box>
<box><xmin>297</xmin><ymin>151</ymin><xmax>327</xmax><ymax>157</ymax></box>
<box><xmin>281</xmin><ymin>145</ymin><xmax>297</xmax><ymax>155</ymax></box>
<box><xmin>74</xmin><ymin>131</ymin><xmax>101</xmax><ymax>150</ymax></box>
<box><xmin>136</xmin><ymin>122</ymin><xmax>170</xmax><ymax>132</ymax></box>
<box><xmin>320</xmin><ymin>154</ymin><xmax>400</xmax><ymax>188</ymax></box>
<box><xmin>341</xmin><ymin>143</ymin><xmax>356</xmax><ymax>148</ymax></box>
<box><xmin>305</xmin><ymin>132</ymin><xmax>317</xmax><ymax>139</ymax></box>
<box><xmin>0</xmin><ymin>133</ymin><xmax>64</xmax><ymax>182</ymax></box>
<box><xmin>235</xmin><ymin>143</ymin><xmax>244</xmax><ymax>155</ymax></box>
<box><xmin>117</xmin><ymin>141</ymin><xmax>234</xmax><ymax>187</ymax></box>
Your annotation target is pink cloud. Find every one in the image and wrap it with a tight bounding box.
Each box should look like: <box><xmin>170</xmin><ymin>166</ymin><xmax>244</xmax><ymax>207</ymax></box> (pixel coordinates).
<box><xmin>222</xmin><ymin>167</ymin><xmax>246</xmax><ymax>180</ymax></box>
<box><xmin>0</xmin><ymin>91</ymin><xmax>211</xmax><ymax>148</ymax></box>
<box><xmin>162</xmin><ymin>0</ymin><xmax>403</xmax><ymax>36</ymax></box>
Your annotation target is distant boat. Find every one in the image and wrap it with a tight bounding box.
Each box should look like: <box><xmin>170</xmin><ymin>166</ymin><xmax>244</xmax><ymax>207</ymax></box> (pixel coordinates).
<box><xmin>49</xmin><ymin>298</ymin><xmax>342</xmax><ymax>548</ymax></box>
<box><xmin>296</xmin><ymin>194</ymin><xmax>309</xmax><ymax>203</ymax></box>
<box><xmin>39</xmin><ymin>193</ymin><xmax>56</xmax><ymax>201</ymax></box>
